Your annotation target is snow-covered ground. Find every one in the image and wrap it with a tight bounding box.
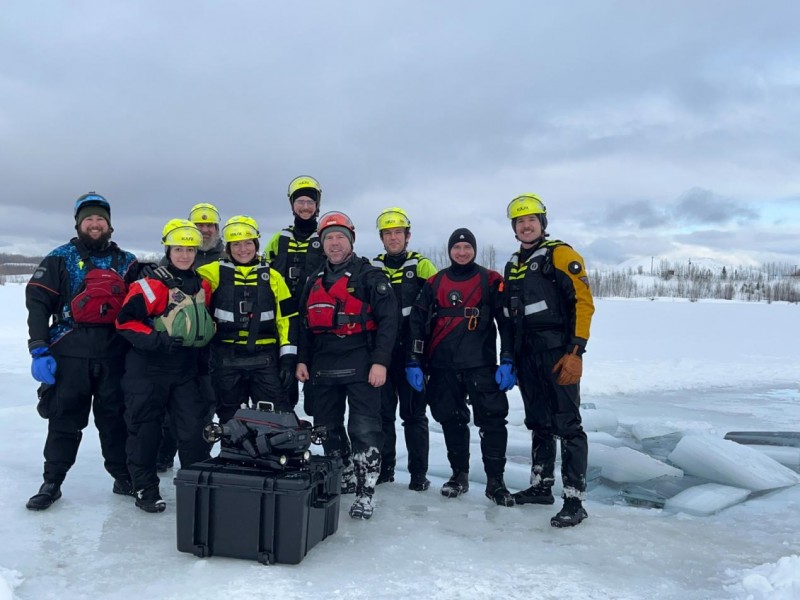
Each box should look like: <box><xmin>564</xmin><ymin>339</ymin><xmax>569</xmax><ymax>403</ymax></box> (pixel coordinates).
<box><xmin>0</xmin><ymin>283</ymin><xmax>799</xmax><ymax>600</ymax></box>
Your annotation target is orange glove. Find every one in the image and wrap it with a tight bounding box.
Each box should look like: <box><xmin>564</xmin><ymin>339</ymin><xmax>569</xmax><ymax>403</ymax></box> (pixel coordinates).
<box><xmin>552</xmin><ymin>345</ymin><xmax>582</xmax><ymax>385</ymax></box>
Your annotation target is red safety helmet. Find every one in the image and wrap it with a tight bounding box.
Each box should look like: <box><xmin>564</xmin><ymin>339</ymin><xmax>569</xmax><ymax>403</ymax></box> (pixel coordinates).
<box><xmin>317</xmin><ymin>211</ymin><xmax>356</xmax><ymax>243</ymax></box>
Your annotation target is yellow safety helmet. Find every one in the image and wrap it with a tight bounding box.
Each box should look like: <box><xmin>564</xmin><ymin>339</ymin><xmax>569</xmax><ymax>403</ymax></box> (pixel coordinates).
<box><xmin>188</xmin><ymin>203</ymin><xmax>220</xmax><ymax>225</ymax></box>
<box><xmin>376</xmin><ymin>207</ymin><xmax>411</xmax><ymax>232</ymax></box>
<box><xmin>507</xmin><ymin>193</ymin><xmax>548</xmax><ymax>230</ymax></box>
<box><xmin>222</xmin><ymin>215</ymin><xmax>260</xmax><ymax>244</ymax></box>
<box><xmin>162</xmin><ymin>219</ymin><xmax>203</xmax><ymax>247</ymax></box>
<box><xmin>287</xmin><ymin>175</ymin><xmax>322</xmax><ymax>205</ymax></box>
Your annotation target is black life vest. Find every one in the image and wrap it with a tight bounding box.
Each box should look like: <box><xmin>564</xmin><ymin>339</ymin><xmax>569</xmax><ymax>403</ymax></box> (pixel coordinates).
<box><xmin>273</xmin><ymin>228</ymin><xmax>325</xmax><ymax>298</ymax></box>
<box><xmin>372</xmin><ymin>251</ymin><xmax>425</xmax><ymax>320</ymax></box>
<box><xmin>211</xmin><ymin>259</ymin><xmax>277</xmax><ymax>344</ymax></box>
<box><xmin>503</xmin><ymin>240</ymin><xmax>570</xmax><ymax>331</ymax></box>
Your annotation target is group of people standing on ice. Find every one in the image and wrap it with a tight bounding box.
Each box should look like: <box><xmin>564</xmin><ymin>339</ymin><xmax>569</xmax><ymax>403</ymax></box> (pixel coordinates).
<box><xmin>25</xmin><ymin>177</ymin><xmax>595</xmax><ymax>527</ymax></box>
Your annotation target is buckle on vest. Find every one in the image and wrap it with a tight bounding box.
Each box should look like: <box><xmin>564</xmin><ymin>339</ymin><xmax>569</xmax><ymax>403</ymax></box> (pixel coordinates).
<box><xmin>288</xmin><ymin>267</ymin><xmax>300</xmax><ymax>280</ymax></box>
<box><xmin>464</xmin><ymin>307</ymin><xmax>480</xmax><ymax>331</ymax></box>
<box><xmin>335</xmin><ymin>313</ymin><xmax>358</xmax><ymax>329</ymax></box>
<box><xmin>239</xmin><ymin>300</ymin><xmax>254</xmax><ymax>314</ymax></box>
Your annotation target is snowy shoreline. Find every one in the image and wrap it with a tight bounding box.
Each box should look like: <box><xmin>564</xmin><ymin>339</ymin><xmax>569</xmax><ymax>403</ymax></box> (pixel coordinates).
<box><xmin>0</xmin><ymin>284</ymin><xmax>798</xmax><ymax>599</ymax></box>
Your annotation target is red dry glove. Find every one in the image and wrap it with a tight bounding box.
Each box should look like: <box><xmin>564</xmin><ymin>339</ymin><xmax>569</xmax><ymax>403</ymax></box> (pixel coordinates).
<box><xmin>552</xmin><ymin>345</ymin><xmax>582</xmax><ymax>385</ymax></box>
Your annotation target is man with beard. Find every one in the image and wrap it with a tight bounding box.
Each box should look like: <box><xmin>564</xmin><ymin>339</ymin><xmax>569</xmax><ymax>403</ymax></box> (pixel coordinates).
<box><xmin>188</xmin><ymin>202</ymin><xmax>226</xmax><ymax>265</ymax></box>
<box><xmin>155</xmin><ymin>202</ymin><xmax>224</xmax><ymax>472</ymax></box>
<box><xmin>25</xmin><ymin>192</ymin><xmax>139</xmax><ymax>510</ymax></box>
<box><xmin>266</xmin><ymin>176</ymin><xmax>326</xmax><ymax>412</ymax></box>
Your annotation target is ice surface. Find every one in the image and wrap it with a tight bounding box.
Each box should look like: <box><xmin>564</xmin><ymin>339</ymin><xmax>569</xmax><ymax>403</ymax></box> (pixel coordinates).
<box><xmin>668</xmin><ymin>434</ymin><xmax>800</xmax><ymax>491</ymax></box>
<box><xmin>587</xmin><ymin>431</ymin><xmax>625</xmax><ymax>447</ymax></box>
<box><xmin>727</xmin><ymin>555</ymin><xmax>800</xmax><ymax>600</ymax></box>
<box><xmin>619</xmin><ymin>475</ymin><xmax>706</xmax><ymax>508</ymax></box>
<box><xmin>581</xmin><ymin>407</ymin><xmax>618</xmax><ymax>434</ymax></box>
<box><xmin>630</xmin><ymin>421</ymin><xmax>685</xmax><ymax>441</ymax></box>
<box><xmin>589</xmin><ymin>444</ymin><xmax>683</xmax><ymax>483</ymax></box>
<box><xmin>664</xmin><ymin>483</ymin><xmax>750</xmax><ymax>516</ymax></box>
<box><xmin>747</xmin><ymin>445</ymin><xmax>800</xmax><ymax>469</ymax></box>
<box><xmin>3</xmin><ymin>286</ymin><xmax>800</xmax><ymax>600</ymax></box>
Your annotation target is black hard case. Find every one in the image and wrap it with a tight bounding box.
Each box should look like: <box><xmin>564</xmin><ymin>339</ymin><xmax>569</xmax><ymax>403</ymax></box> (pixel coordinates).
<box><xmin>175</xmin><ymin>455</ymin><xmax>342</xmax><ymax>565</ymax></box>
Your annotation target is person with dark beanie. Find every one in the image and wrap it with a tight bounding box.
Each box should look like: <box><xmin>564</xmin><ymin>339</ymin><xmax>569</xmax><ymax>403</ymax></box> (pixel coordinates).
<box><xmin>407</xmin><ymin>228</ymin><xmax>517</xmax><ymax>506</ymax></box>
<box><xmin>265</xmin><ymin>176</ymin><xmax>326</xmax><ymax>412</ymax></box>
<box><xmin>25</xmin><ymin>192</ymin><xmax>139</xmax><ymax>511</ymax></box>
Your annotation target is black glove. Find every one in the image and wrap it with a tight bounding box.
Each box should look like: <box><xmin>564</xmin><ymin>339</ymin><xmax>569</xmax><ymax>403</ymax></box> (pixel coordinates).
<box><xmin>140</xmin><ymin>263</ymin><xmax>180</xmax><ymax>288</ymax></box>
<box><xmin>159</xmin><ymin>331</ymin><xmax>184</xmax><ymax>353</ymax></box>
<box><xmin>279</xmin><ymin>355</ymin><xmax>297</xmax><ymax>392</ymax></box>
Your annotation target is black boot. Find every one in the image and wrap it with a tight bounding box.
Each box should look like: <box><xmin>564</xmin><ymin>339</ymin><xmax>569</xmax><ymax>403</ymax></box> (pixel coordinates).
<box><xmin>408</xmin><ymin>473</ymin><xmax>431</xmax><ymax>492</ymax></box>
<box><xmin>441</xmin><ymin>470</ymin><xmax>469</xmax><ymax>498</ymax></box>
<box><xmin>135</xmin><ymin>486</ymin><xmax>166</xmax><ymax>513</ymax></box>
<box><xmin>550</xmin><ymin>497</ymin><xmax>588</xmax><ymax>528</ymax></box>
<box><xmin>156</xmin><ymin>457</ymin><xmax>174</xmax><ymax>473</ymax></box>
<box><xmin>112</xmin><ymin>478</ymin><xmax>135</xmax><ymax>497</ymax></box>
<box><xmin>376</xmin><ymin>466</ymin><xmax>395</xmax><ymax>485</ymax></box>
<box><xmin>513</xmin><ymin>482</ymin><xmax>555</xmax><ymax>505</ymax></box>
<box><xmin>26</xmin><ymin>482</ymin><xmax>62</xmax><ymax>511</ymax></box>
<box><xmin>485</xmin><ymin>475</ymin><xmax>515</xmax><ymax>507</ymax></box>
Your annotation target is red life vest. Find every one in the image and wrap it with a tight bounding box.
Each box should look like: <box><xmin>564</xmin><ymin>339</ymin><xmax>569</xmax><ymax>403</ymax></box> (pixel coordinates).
<box><xmin>305</xmin><ymin>273</ymin><xmax>376</xmax><ymax>335</ymax></box>
<box><xmin>69</xmin><ymin>263</ymin><xmax>128</xmax><ymax>325</ymax></box>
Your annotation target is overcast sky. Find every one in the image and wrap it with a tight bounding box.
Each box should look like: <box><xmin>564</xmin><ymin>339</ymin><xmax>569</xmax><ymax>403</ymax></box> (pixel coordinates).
<box><xmin>2</xmin><ymin>1</ymin><xmax>799</xmax><ymax>268</ymax></box>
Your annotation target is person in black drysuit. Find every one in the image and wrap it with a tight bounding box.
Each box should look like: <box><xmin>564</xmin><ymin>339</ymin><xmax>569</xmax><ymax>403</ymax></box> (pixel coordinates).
<box><xmin>407</xmin><ymin>228</ymin><xmax>517</xmax><ymax>506</ymax></box>
<box><xmin>266</xmin><ymin>176</ymin><xmax>326</xmax><ymax>413</ymax></box>
<box><xmin>154</xmin><ymin>202</ymin><xmax>225</xmax><ymax>472</ymax></box>
<box><xmin>371</xmin><ymin>207</ymin><xmax>438</xmax><ymax>491</ymax></box>
<box><xmin>296</xmin><ymin>211</ymin><xmax>398</xmax><ymax>520</ymax></box>
<box><xmin>25</xmin><ymin>192</ymin><xmax>139</xmax><ymax>511</ymax></box>
<box><xmin>116</xmin><ymin>219</ymin><xmax>213</xmax><ymax>513</ymax></box>
<box><xmin>502</xmin><ymin>194</ymin><xmax>595</xmax><ymax>527</ymax></box>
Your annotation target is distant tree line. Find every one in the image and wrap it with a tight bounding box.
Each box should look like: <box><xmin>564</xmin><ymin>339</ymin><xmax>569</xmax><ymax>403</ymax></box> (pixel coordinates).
<box><xmin>2</xmin><ymin>250</ymin><xmax>798</xmax><ymax>303</ymax></box>
<box><xmin>589</xmin><ymin>260</ymin><xmax>800</xmax><ymax>303</ymax></box>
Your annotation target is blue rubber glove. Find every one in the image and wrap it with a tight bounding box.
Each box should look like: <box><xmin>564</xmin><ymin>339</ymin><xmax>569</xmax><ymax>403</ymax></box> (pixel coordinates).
<box><xmin>495</xmin><ymin>358</ymin><xmax>516</xmax><ymax>392</ymax></box>
<box><xmin>405</xmin><ymin>362</ymin><xmax>425</xmax><ymax>392</ymax></box>
<box><xmin>31</xmin><ymin>347</ymin><xmax>57</xmax><ymax>385</ymax></box>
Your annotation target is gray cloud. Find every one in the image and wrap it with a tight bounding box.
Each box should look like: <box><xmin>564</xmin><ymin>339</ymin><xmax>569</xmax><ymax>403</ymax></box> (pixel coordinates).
<box><xmin>673</xmin><ymin>187</ymin><xmax>759</xmax><ymax>226</ymax></box>
<box><xmin>1</xmin><ymin>1</ymin><xmax>799</xmax><ymax>269</ymax></box>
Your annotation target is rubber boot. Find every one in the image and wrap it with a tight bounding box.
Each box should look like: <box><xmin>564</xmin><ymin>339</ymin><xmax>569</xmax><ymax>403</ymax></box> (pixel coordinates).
<box><xmin>441</xmin><ymin>470</ymin><xmax>469</xmax><ymax>498</ymax></box>
<box><xmin>26</xmin><ymin>482</ymin><xmax>62</xmax><ymax>511</ymax></box>
<box><xmin>135</xmin><ymin>485</ymin><xmax>166</xmax><ymax>513</ymax></box>
<box><xmin>550</xmin><ymin>497</ymin><xmax>588</xmax><ymax>528</ymax></box>
<box><xmin>408</xmin><ymin>473</ymin><xmax>431</xmax><ymax>492</ymax></box>
<box><xmin>485</xmin><ymin>475</ymin><xmax>515</xmax><ymax>507</ymax></box>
